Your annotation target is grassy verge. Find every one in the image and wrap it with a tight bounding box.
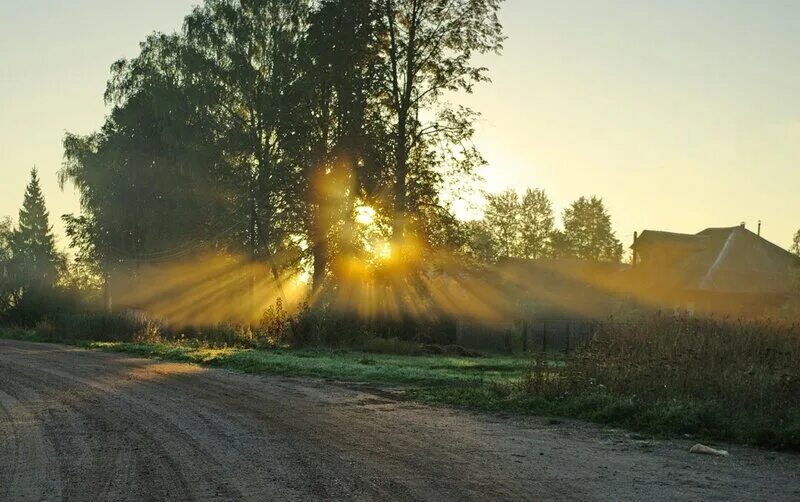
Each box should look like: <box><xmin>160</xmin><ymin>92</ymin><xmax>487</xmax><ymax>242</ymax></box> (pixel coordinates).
<box><xmin>2</xmin><ymin>326</ymin><xmax>798</xmax><ymax>450</ymax></box>
<box><xmin>0</xmin><ymin>326</ymin><xmax>524</xmax><ymax>388</ymax></box>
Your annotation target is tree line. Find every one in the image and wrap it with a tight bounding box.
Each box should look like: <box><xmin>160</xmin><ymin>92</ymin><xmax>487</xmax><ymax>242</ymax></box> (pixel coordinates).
<box><xmin>57</xmin><ymin>0</ymin><xmax>505</xmax><ymax>296</ymax></box>
<box><xmin>465</xmin><ymin>189</ymin><xmax>623</xmax><ymax>263</ymax></box>
<box><xmin>6</xmin><ymin>0</ymin><xmax>794</xmax><ymax>328</ymax></box>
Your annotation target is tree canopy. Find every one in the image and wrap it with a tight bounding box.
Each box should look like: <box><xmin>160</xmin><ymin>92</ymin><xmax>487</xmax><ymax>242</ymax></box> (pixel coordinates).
<box><xmin>468</xmin><ymin>190</ymin><xmax>623</xmax><ymax>264</ymax></box>
<box><xmin>553</xmin><ymin>196</ymin><xmax>623</xmax><ymax>262</ymax></box>
<box><xmin>54</xmin><ymin>0</ymin><xmax>506</xmax><ymax>321</ymax></box>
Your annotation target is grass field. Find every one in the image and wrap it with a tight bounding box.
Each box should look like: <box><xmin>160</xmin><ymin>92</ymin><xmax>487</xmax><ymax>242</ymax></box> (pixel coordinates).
<box><xmin>2</xmin><ymin>324</ymin><xmax>798</xmax><ymax>450</ymax></box>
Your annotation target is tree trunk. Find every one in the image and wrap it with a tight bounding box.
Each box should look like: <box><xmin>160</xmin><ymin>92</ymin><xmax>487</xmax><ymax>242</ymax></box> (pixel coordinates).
<box><xmin>393</xmin><ymin>113</ymin><xmax>408</xmax><ymax>244</ymax></box>
<box><xmin>311</xmin><ymin>207</ymin><xmax>328</xmax><ymax>292</ymax></box>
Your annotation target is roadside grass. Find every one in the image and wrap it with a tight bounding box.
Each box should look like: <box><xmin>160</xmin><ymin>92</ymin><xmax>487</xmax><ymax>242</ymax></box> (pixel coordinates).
<box><xmin>0</xmin><ymin>327</ymin><xmax>523</xmax><ymax>387</ymax></box>
<box><xmin>2</xmin><ymin>324</ymin><xmax>799</xmax><ymax>451</ymax></box>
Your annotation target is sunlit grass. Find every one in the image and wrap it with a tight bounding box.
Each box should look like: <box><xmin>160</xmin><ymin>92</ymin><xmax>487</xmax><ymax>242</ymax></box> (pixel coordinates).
<box><xmin>87</xmin><ymin>341</ymin><xmax>527</xmax><ymax>387</ymax></box>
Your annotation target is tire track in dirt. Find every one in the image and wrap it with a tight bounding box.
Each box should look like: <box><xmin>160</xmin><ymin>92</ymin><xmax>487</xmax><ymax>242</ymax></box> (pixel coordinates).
<box><xmin>1</xmin><ymin>339</ymin><xmax>799</xmax><ymax>501</ymax></box>
<box><xmin>0</xmin><ymin>386</ymin><xmax>63</xmax><ymax>501</ymax></box>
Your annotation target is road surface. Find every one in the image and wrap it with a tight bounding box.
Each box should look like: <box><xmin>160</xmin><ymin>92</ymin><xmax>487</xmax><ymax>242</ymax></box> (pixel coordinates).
<box><xmin>1</xmin><ymin>339</ymin><xmax>798</xmax><ymax>501</ymax></box>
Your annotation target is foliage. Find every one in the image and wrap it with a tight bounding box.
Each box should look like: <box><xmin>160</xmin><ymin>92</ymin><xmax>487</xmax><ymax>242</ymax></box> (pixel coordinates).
<box><xmin>482</xmin><ymin>189</ymin><xmax>521</xmax><ymax>258</ymax></box>
<box><xmin>461</xmin><ymin>219</ymin><xmax>496</xmax><ymax>262</ymax></box>
<box><xmin>553</xmin><ymin>196</ymin><xmax>623</xmax><ymax>262</ymax></box>
<box><xmin>10</xmin><ymin>169</ymin><xmax>61</xmax><ymax>286</ymax></box>
<box><xmin>791</xmin><ymin>228</ymin><xmax>800</xmax><ymax>256</ymax></box>
<box><xmin>0</xmin><ymin>217</ymin><xmax>13</xmax><ymax>314</ymax></box>
<box><xmin>32</xmin><ymin>311</ymin><xmax>163</xmax><ymax>343</ymax></box>
<box><xmin>375</xmin><ymin>0</ymin><xmax>506</xmax><ymax>244</ymax></box>
<box><xmin>478</xmin><ymin>188</ymin><xmax>556</xmax><ymax>261</ymax></box>
<box><xmin>57</xmin><ymin>0</ymin><xmax>507</xmax><ymax>315</ymax></box>
<box><xmin>3</xmin><ymin>169</ymin><xmax>65</xmax><ymax>323</ymax></box>
<box><xmin>519</xmin><ymin>188</ymin><xmax>555</xmax><ymax>259</ymax></box>
<box><xmin>257</xmin><ymin>297</ymin><xmax>292</xmax><ymax>344</ymax></box>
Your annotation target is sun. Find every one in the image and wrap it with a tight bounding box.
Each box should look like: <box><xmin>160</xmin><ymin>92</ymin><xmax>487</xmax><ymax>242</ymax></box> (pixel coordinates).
<box><xmin>355</xmin><ymin>205</ymin><xmax>376</xmax><ymax>225</ymax></box>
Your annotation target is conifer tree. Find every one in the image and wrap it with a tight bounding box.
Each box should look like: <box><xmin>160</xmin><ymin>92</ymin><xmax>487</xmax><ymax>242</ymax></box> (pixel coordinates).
<box><xmin>10</xmin><ymin>168</ymin><xmax>61</xmax><ymax>317</ymax></box>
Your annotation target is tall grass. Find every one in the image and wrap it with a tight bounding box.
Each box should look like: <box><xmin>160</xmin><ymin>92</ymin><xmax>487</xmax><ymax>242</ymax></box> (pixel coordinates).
<box><xmin>520</xmin><ymin>314</ymin><xmax>800</xmax><ymax>447</ymax></box>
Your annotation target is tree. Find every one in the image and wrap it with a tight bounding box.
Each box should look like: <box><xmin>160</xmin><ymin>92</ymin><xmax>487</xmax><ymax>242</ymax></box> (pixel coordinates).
<box><xmin>0</xmin><ymin>217</ymin><xmax>11</xmax><ymax>265</ymax></box>
<box><xmin>8</xmin><ymin>169</ymin><xmax>63</xmax><ymax>321</ymax></box>
<box><xmin>57</xmin><ymin>0</ymin><xmax>508</xmax><ymax>327</ymax></box>
<box><xmin>791</xmin><ymin>229</ymin><xmax>800</xmax><ymax>257</ymax></box>
<box><xmin>62</xmin><ymin>33</ymin><xmax>235</xmax><ymax>269</ymax></box>
<box><xmin>61</xmin><ymin>1</ymin><xmax>312</xmax><ymax>312</ymax></box>
<box><xmin>0</xmin><ymin>217</ymin><xmax>13</xmax><ymax>315</ymax></box>
<box><xmin>555</xmin><ymin>196</ymin><xmax>623</xmax><ymax>262</ymax></box>
<box><xmin>376</xmin><ymin>0</ymin><xmax>505</xmax><ymax>245</ymax></box>
<box><xmin>289</xmin><ymin>0</ymin><xmax>383</xmax><ymax>289</ymax></box>
<box><xmin>462</xmin><ymin>219</ymin><xmax>497</xmax><ymax>263</ymax></box>
<box><xmin>472</xmin><ymin>187</ymin><xmax>555</xmax><ymax>262</ymax></box>
<box><xmin>182</xmin><ymin>0</ymin><xmax>310</xmax><ymax>279</ymax></box>
<box><xmin>519</xmin><ymin>188</ymin><xmax>554</xmax><ymax>259</ymax></box>
<box><xmin>483</xmin><ymin>189</ymin><xmax>520</xmax><ymax>259</ymax></box>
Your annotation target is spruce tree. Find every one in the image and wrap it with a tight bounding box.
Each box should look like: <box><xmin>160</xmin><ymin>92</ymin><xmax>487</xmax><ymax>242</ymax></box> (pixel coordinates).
<box><xmin>11</xmin><ymin>168</ymin><xmax>60</xmax><ymax>296</ymax></box>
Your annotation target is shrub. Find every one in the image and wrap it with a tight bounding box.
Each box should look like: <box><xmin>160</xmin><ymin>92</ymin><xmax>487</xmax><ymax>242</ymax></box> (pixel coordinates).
<box><xmin>257</xmin><ymin>298</ymin><xmax>292</xmax><ymax>345</ymax></box>
<box><xmin>48</xmin><ymin>310</ymin><xmax>164</xmax><ymax>342</ymax></box>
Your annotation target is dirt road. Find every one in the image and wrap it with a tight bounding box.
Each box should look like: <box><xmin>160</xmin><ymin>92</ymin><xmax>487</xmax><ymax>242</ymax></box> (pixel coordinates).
<box><xmin>1</xmin><ymin>340</ymin><xmax>798</xmax><ymax>501</ymax></box>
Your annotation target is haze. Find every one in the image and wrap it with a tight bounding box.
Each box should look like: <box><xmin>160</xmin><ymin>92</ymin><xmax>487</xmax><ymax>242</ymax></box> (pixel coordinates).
<box><xmin>2</xmin><ymin>0</ymin><xmax>798</xmax><ymax>248</ymax></box>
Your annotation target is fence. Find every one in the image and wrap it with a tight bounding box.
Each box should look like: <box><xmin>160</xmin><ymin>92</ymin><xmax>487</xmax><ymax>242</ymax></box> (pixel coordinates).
<box><xmin>455</xmin><ymin>318</ymin><xmax>597</xmax><ymax>354</ymax></box>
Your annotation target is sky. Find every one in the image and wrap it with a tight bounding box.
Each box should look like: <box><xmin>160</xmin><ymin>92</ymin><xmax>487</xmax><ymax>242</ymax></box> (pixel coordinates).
<box><xmin>1</xmin><ymin>0</ymin><xmax>799</xmax><ymax>249</ymax></box>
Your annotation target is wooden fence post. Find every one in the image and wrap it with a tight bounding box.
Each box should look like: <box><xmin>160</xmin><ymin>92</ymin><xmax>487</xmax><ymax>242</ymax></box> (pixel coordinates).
<box><xmin>522</xmin><ymin>320</ymin><xmax>528</xmax><ymax>353</ymax></box>
<box><xmin>542</xmin><ymin>320</ymin><xmax>548</xmax><ymax>354</ymax></box>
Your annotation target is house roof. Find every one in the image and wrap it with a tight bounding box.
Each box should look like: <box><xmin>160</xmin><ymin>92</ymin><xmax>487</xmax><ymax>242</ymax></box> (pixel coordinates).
<box><xmin>632</xmin><ymin>226</ymin><xmax>799</xmax><ymax>295</ymax></box>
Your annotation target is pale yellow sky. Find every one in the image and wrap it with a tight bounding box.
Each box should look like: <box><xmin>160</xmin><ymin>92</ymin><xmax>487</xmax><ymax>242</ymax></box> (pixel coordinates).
<box><xmin>2</xmin><ymin>0</ymin><xmax>799</xmax><ymax>249</ymax></box>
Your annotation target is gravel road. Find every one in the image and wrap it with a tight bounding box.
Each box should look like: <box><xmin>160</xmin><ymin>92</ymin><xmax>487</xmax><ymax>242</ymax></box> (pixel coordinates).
<box><xmin>1</xmin><ymin>339</ymin><xmax>798</xmax><ymax>501</ymax></box>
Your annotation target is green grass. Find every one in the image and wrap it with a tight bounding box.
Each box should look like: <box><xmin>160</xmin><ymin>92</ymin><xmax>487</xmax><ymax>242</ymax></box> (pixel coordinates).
<box><xmin>0</xmin><ymin>326</ymin><xmax>526</xmax><ymax>387</ymax></box>
<box><xmin>2</xmin><ymin>326</ymin><xmax>798</xmax><ymax>450</ymax></box>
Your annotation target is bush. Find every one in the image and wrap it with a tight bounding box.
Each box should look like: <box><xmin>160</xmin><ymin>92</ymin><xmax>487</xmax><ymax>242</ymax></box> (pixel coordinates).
<box><xmin>48</xmin><ymin>311</ymin><xmax>164</xmax><ymax>342</ymax></box>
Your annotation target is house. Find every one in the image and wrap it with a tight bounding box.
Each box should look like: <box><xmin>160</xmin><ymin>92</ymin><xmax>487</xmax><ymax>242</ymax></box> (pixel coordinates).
<box><xmin>629</xmin><ymin>224</ymin><xmax>800</xmax><ymax>315</ymax></box>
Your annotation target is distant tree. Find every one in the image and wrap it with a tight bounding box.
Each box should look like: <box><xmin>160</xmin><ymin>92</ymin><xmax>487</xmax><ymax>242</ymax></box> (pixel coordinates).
<box><xmin>8</xmin><ymin>169</ymin><xmax>63</xmax><ymax>321</ymax></box>
<box><xmin>474</xmin><ymin>187</ymin><xmax>555</xmax><ymax>262</ymax></box>
<box><xmin>0</xmin><ymin>216</ymin><xmax>13</xmax><ymax>315</ymax></box>
<box><xmin>554</xmin><ymin>196</ymin><xmax>623</xmax><ymax>262</ymax></box>
<box><xmin>483</xmin><ymin>189</ymin><xmax>520</xmax><ymax>259</ymax></box>
<box><xmin>791</xmin><ymin>229</ymin><xmax>800</xmax><ymax>256</ymax></box>
<box><xmin>519</xmin><ymin>188</ymin><xmax>554</xmax><ymax>259</ymax></box>
<box><xmin>463</xmin><ymin>219</ymin><xmax>497</xmax><ymax>263</ymax></box>
<box><xmin>0</xmin><ymin>217</ymin><xmax>11</xmax><ymax>264</ymax></box>
<box><xmin>11</xmin><ymin>169</ymin><xmax>60</xmax><ymax>286</ymax></box>
<box><xmin>549</xmin><ymin>229</ymin><xmax>569</xmax><ymax>259</ymax></box>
